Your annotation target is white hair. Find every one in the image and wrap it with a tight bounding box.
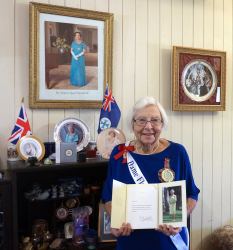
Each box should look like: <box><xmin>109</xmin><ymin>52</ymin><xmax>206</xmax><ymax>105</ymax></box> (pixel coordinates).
<box><xmin>128</xmin><ymin>96</ymin><xmax>168</xmax><ymax>130</ymax></box>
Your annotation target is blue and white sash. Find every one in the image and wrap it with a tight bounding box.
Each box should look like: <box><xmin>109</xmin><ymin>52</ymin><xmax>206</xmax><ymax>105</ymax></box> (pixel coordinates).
<box><xmin>125</xmin><ymin>143</ymin><xmax>189</xmax><ymax>250</ymax></box>
<box><xmin>170</xmin><ymin>227</ymin><xmax>189</xmax><ymax>250</ymax></box>
<box><xmin>127</xmin><ymin>152</ymin><xmax>148</xmax><ymax>184</ymax></box>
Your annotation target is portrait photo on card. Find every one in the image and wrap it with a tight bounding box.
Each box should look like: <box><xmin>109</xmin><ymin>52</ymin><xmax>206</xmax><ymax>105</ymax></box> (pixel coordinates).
<box><xmin>159</xmin><ymin>180</ymin><xmax>187</xmax><ymax>227</ymax></box>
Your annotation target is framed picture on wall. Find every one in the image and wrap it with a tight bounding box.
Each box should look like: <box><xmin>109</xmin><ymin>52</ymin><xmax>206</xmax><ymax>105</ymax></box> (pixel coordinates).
<box><xmin>98</xmin><ymin>203</ymin><xmax>116</xmax><ymax>242</ymax></box>
<box><xmin>172</xmin><ymin>46</ymin><xmax>226</xmax><ymax>111</ymax></box>
<box><xmin>29</xmin><ymin>2</ymin><xmax>113</xmax><ymax>109</ymax></box>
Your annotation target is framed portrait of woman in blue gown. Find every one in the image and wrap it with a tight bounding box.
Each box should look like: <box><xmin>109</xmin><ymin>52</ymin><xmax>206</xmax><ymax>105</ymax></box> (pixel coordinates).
<box><xmin>29</xmin><ymin>2</ymin><xmax>113</xmax><ymax>109</ymax></box>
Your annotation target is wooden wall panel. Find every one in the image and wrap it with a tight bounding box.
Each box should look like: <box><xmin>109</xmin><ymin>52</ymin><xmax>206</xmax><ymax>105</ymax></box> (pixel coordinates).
<box><xmin>134</xmin><ymin>0</ymin><xmax>148</xmax><ymax>101</ymax></box>
<box><xmin>109</xmin><ymin>0</ymin><xmax>123</xmax><ymax>130</ymax></box>
<box><xmin>121</xmin><ymin>0</ymin><xmax>136</xmax><ymax>140</ymax></box>
<box><xmin>170</xmin><ymin>0</ymin><xmax>182</xmax><ymax>143</ymax></box>
<box><xmin>147</xmin><ymin>0</ymin><xmax>160</xmax><ymax>100</ymax></box>
<box><xmin>159</xmin><ymin>0</ymin><xmax>171</xmax><ymax>141</ymax></box>
<box><xmin>212</xmin><ymin>0</ymin><xmax>224</xmax><ymax>231</ymax></box>
<box><xmin>182</xmin><ymin>0</ymin><xmax>193</xmax><ymax>162</ymax></box>
<box><xmin>202</xmin><ymin>0</ymin><xmax>214</xmax><ymax>243</ymax></box>
<box><xmin>221</xmin><ymin>0</ymin><xmax>232</xmax><ymax>227</ymax></box>
<box><xmin>0</xmin><ymin>0</ymin><xmax>14</xmax><ymax>166</ymax></box>
<box><xmin>191</xmin><ymin>1</ymin><xmax>204</xmax><ymax>249</ymax></box>
<box><xmin>65</xmin><ymin>0</ymin><xmax>80</xmax><ymax>8</ymax></box>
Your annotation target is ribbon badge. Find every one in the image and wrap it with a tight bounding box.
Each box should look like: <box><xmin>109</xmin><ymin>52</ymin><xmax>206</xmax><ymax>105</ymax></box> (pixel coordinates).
<box><xmin>114</xmin><ymin>145</ymin><xmax>135</xmax><ymax>163</ymax></box>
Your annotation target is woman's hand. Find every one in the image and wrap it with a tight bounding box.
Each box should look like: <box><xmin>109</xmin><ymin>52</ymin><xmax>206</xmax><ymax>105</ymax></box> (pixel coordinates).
<box><xmin>187</xmin><ymin>198</ymin><xmax>197</xmax><ymax>216</ymax></box>
<box><xmin>157</xmin><ymin>225</ymin><xmax>181</xmax><ymax>236</ymax></box>
<box><xmin>111</xmin><ymin>223</ymin><xmax>133</xmax><ymax>237</ymax></box>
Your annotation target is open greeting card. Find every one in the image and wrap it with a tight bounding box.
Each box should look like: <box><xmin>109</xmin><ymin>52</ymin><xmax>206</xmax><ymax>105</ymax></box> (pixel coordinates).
<box><xmin>111</xmin><ymin>180</ymin><xmax>187</xmax><ymax>229</ymax></box>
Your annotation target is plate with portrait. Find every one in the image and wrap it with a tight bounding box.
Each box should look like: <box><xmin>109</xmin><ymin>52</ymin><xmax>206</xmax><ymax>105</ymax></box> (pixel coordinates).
<box><xmin>181</xmin><ymin>59</ymin><xmax>218</xmax><ymax>102</ymax></box>
<box><xmin>16</xmin><ymin>135</ymin><xmax>45</xmax><ymax>161</ymax></box>
<box><xmin>96</xmin><ymin>128</ymin><xmax>126</xmax><ymax>159</ymax></box>
<box><xmin>54</xmin><ymin>118</ymin><xmax>90</xmax><ymax>152</ymax></box>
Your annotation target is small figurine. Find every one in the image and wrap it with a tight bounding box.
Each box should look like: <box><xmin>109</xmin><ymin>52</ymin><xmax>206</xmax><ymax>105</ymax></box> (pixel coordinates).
<box><xmin>36</xmin><ymin>189</ymin><xmax>50</xmax><ymax>200</ymax></box>
<box><xmin>59</xmin><ymin>186</ymin><xmax>65</xmax><ymax>198</ymax></box>
<box><xmin>72</xmin><ymin>206</ymin><xmax>92</xmax><ymax>246</ymax></box>
<box><xmin>43</xmin><ymin>230</ymin><xmax>53</xmax><ymax>243</ymax></box>
<box><xmin>22</xmin><ymin>237</ymin><xmax>33</xmax><ymax>250</ymax></box>
<box><xmin>51</xmin><ymin>185</ymin><xmax>57</xmax><ymax>199</ymax></box>
<box><xmin>24</xmin><ymin>184</ymin><xmax>42</xmax><ymax>201</ymax></box>
<box><xmin>43</xmin><ymin>158</ymin><xmax>53</xmax><ymax>165</ymax></box>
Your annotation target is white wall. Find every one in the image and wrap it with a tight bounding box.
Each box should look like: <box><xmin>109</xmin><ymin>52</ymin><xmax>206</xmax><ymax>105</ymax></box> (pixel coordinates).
<box><xmin>1</xmin><ymin>0</ymin><xmax>233</xmax><ymax>249</ymax></box>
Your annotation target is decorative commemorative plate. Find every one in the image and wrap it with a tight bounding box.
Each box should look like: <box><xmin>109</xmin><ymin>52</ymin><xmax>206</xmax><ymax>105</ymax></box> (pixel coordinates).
<box><xmin>181</xmin><ymin>59</ymin><xmax>218</xmax><ymax>102</ymax></box>
<box><xmin>16</xmin><ymin>135</ymin><xmax>45</xmax><ymax>161</ymax></box>
<box><xmin>54</xmin><ymin>118</ymin><xmax>90</xmax><ymax>152</ymax></box>
<box><xmin>96</xmin><ymin>128</ymin><xmax>126</xmax><ymax>159</ymax></box>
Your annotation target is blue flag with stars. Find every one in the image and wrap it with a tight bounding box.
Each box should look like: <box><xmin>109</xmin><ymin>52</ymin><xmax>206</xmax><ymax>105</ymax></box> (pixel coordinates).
<box><xmin>97</xmin><ymin>86</ymin><xmax>121</xmax><ymax>133</ymax></box>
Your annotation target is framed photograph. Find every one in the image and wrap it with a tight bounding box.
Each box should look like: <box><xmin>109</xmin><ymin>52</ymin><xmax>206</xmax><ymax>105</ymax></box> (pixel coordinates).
<box><xmin>16</xmin><ymin>135</ymin><xmax>45</xmax><ymax>161</ymax></box>
<box><xmin>29</xmin><ymin>2</ymin><xmax>113</xmax><ymax>109</ymax></box>
<box><xmin>96</xmin><ymin>128</ymin><xmax>126</xmax><ymax>159</ymax></box>
<box><xmin>172</xmin><ymin>46</ymin><xmax>226</xmax><ymax>111</ymax></box>
<box><xmin>98</xmin><ymin>203</ymin><xmax>116</xmax><ymax>242</ymax></box>
<box><xmin>54</xmin><ymin>117</ymin><xmax>90</xmax><ymax>152</ymax></box>
<box><xmin>64</xmin><ymin>222</ymin><xmax>73</xmax><ymax>239</ymax></box>
<box><xmin>159</xmin><ymin>180</ymin><xmax>187</xmax><ymax>228</ymax></box>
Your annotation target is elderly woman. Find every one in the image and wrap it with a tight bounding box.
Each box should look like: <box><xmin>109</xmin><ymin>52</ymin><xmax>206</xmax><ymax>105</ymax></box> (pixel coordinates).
<box><xmin>102</xmin><ymin>96</ymin><xmax>200</xmax><ymax>250</ymax></box>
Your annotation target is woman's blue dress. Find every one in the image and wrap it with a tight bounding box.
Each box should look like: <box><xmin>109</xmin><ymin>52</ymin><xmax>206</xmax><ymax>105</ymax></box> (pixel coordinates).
<box><xmin>102</xmin><ymin>141</ymin><xmax>200</xmax><ymax>250</ymax></box>
<box><xmin>70</xmin><ymin>41</ymin><xmax>87</xmax><ymax>86</ymax></box>
<box><xmin>65</xmin><ymin>133</ymin><xmax>79</xmax><ymax>143</ymax></box>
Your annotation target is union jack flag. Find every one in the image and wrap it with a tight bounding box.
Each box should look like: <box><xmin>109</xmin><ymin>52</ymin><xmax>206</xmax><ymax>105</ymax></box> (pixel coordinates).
<box><xmin>97</xmin><ymin>86</ymin><xmax>121</xmax><ymax>133</ymax></box>
<box><xmin>8</xmin><ymin>102</ymin><xmax>32</xmax><ymax>145</ymax></box>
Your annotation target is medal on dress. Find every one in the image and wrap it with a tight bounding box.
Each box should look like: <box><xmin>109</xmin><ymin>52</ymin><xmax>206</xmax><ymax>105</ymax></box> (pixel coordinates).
<box><xmin>158</xmin><ymin>158</ymin><xmax>175</xmax><ymax>182</ymax></box>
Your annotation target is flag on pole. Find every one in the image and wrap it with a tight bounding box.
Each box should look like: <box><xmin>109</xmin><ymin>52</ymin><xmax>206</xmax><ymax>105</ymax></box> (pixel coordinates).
<box><xmin>97</xmin><ymin>86</ymin><xmax>121</xmax><ymax>133</ymax></box>
<box><xmin>8</xmin><ymin>100</ymin><xmax>32</xmax><ymax>145</ymax></box>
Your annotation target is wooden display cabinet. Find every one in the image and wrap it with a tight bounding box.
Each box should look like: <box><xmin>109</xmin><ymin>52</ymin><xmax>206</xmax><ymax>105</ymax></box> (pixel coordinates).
<box><xmin>6</xmin><ymin>159</ymin><xmax>115</xmax><ymax>250</ymax></box>
<box><xmin>0</xmin><ymin>180</ymin><xmax>13</xmax><ymax>250</ymax></box>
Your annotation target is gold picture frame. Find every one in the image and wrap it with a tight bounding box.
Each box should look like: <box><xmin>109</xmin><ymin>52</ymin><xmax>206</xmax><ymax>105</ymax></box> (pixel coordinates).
<box><xmin>29</xmin><ymin>2</ymin><xmax>113</xmax><ymax>109</ymax></box>
<box><xmin>98</xmin><ymin>203</ymin><xmax>116</xmax><ymax>242</ymax></box>
<box><xmin>16</xmin><ymin>135</ymin><xmax>45</xmax><ymax>161</ymax></box>
<box><xmin>172</xmin><ymin>46</ymin><xmax>226</xmax><ymax>111</ymax></box>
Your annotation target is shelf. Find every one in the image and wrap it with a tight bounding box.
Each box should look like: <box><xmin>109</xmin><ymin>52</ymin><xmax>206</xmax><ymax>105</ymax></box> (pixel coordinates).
<box><xmin>6</xmin><ymin>159</ymin><xmax>114</xmax><ymax>250</ymax></box>
<box><xmin>7</xmin><ymin>158</ymin><xmax>108</xmax><ymax>173</ymax></box>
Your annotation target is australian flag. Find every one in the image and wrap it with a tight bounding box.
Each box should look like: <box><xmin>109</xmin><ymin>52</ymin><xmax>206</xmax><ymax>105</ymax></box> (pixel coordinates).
<box><xmin>8</xmin><ymin>102</ymin><xmax>32</xmax><ymax>145</ymax></box>
<box><xmin>97</xmin><ymin>86</ymin><xmax>121</xmax><ymax>133</ymax></box>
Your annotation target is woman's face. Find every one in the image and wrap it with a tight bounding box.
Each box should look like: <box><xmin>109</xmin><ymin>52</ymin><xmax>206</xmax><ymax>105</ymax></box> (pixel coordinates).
<box><xmin>133</xmin><ymin>105</ymin><xmax>163</xmax><ymax>146</ymax></box>
<box><xmin>68</xmin><ymin>124</ymin><xmax>75</xmax><ymax>133</ymax></box>
<box><xmin>75</xmin><ymin>33</ymin><xmax>81</xmax><ymax>42</ymax></box>
<box><xmin>108</xmin><ymin>131</ymin><xmax>116</xmax><ymax>138</ymax></box>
